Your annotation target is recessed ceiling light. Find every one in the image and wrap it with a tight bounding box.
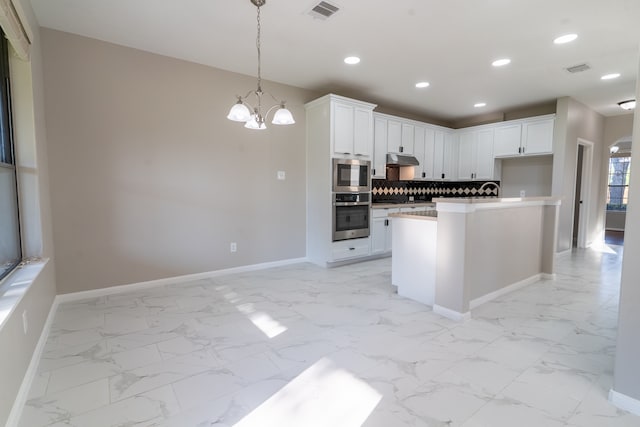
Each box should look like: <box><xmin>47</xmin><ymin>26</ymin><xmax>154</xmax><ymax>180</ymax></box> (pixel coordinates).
<box><xmin>618</xmin><ymin>100</ymin><xmax>636</xmax><ymax>110</ymax></box>
<box><xmin>553</xmin><ymin>34</ymin><xmax>578</xmax><ymax>44</ymax></box>
<box><xmin>474</xmin><ymin>102</ymin><xmax>487</xmax><ymax>108</ymax></box>
<box><xmin>415</xmin><ymin>82</ymin><xmax>430</xmax><ymax>88</ymax></box>
<box><xmin>601</xmin><ymin>73</ymin><xmax>621</xmax><ymax>80</ymax></box>
<box><xmin>344</xmin><ymin>56</ymin><xmax>360</xmax><ymax>65</ymax></box>
<box><xmin>492</xmin><ymin>58</ymin><xmax>511</xmax><ymax>67</ymax></box>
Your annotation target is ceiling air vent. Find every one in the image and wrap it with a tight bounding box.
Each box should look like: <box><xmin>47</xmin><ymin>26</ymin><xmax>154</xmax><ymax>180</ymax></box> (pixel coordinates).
<box><xmin>565</xmin><ymin>63</ymin><xmax>591</xmax><ymax>73</ymax></box>
<box><xmin>309</xmin><ymin>1</ymin><xmax>340</xmax><ymax>19</ymax></box>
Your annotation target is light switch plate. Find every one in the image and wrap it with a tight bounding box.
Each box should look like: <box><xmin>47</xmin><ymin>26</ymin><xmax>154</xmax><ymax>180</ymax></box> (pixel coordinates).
<box><xmin>277</xmin><ymin>171</ymin><xmax>286</xmax><ymax>180</ymax></box>
<box><xmin>520</xmin><ymin>190</ymin><xmax>526</xmax><ymax>197</ymax></box>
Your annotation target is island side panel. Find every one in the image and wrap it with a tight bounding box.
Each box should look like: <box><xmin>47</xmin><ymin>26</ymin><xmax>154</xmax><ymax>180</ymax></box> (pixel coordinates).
<box><xmin>465</xmin><ymin>206</ymin><xmax>544</xmax><ymax>301</ymax></box>
<box><xmin>541</xmin><ymin>202</ymin><xmax>560</xmax><ymax>275</ymax></box>
<box><xmin>434</xmin><ymin>211</ymin><xmax>470</xmax><ymax>314</ymax></box>
<box><xmin>391</xmin><ymin>216</ymin><xmax>437</xmax><ymax>306</ymax></box>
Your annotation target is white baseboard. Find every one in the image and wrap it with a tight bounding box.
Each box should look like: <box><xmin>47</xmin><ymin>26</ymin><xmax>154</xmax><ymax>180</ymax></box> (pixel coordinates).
<box><xmin>469</xmin><ymin>274</ymin><xmax>542</xmax><ymax>310</ymax></box>
<box><xmin>57</xmin><ymin>257</ymin><xmax>309</xmax><ymax>303</ymax></box>
<box><xmin>609</xmin><ymin>389</ymin><xmax>640</xmax><ymax>416</ymax></box>
<box><xmin>605</xmin><ymin>228</ymin><xmax>625</xmax><ymax>232</ymax></box>
<box><xmin>433</xmin><ymin>304</ymin><xmax>471</xmax><ymax>322</ymax></box>
<box><xmin>556</xmin><ymin>248</ymin><xmax>573</xmax><ymax>257</ymax></box>
<box><xmin>541</xmin><ymin>273</ymin><xmax>556</xmax><ymax>280</ymax></box>
<box><xmin>6</xmin><ymin>296</ymin><xmax>60</xmax><ymax>427</ymax></box>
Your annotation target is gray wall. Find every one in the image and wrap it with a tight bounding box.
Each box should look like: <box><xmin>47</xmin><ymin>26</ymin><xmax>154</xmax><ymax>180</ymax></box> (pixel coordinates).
<box><xmin>0</xmin><ymin>0</ymin><xmax>58</xmax><ymax>424</ymax></box>
<box><xmin>552</xmin><ymin>97</ymin><xmax>606</xmax><ymax>251</ymax></box>
<box><xmin>41</xmin><ymin>29</ymin><xmax>318</xmax><ymax>294</ymax></box>
<box><xmin>613</xmin><ymin>52</ymin><xmax>640</xmax><ymax>403</ymax></box>
<box><xmin>500</xmin><ymin>156</ymin><xmax>553</xmax><ymax>198</ymax></box>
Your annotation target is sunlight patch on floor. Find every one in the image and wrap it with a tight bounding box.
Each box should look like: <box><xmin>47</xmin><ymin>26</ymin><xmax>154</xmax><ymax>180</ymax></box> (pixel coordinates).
<box><xmin>233</xmin><ymin>357</ymin><xmax>382</xmax><ymax>427</ymax></box>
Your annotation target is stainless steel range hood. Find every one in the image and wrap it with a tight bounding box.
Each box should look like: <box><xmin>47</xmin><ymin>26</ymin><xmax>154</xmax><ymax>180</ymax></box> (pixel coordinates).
<box><xmin>386</xmin><ymin>153</ymin><xmax>420</xmax><ymax>166</ymax></box>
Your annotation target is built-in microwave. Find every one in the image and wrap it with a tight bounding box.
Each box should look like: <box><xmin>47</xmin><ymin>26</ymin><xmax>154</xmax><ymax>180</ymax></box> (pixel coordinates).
<box><xmin>332</xmin><ymin>158</ymin><xmax>371</xmax><ymax>193</ymax></box>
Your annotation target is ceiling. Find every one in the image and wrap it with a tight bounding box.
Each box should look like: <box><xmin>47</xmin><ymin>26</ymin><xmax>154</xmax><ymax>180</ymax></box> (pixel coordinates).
<box><xmin>30</xmin><ymin>0</ymin><xmax>640</xmax><ymax>123</ymax></box>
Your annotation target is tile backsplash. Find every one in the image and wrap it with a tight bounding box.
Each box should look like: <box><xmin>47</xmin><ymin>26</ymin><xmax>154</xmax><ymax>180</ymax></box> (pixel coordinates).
<box><xmin>372</xmin><ymin>179</ymin><xmax>500</xmax><ymax>203</ymax></box>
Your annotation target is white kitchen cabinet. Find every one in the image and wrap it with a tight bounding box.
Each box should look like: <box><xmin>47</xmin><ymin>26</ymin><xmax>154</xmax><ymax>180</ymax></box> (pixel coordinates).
<box><xmin>413</xmin><ymin>126</ymin><xmax>436</xmax><ymax>180</ymax></box>
<box><xmin>433</xmin><ymin>131</ymin><xmax>458</xmax><ymax>180</ymax></box>
<box><xmin>400</xmin><ymin>123</ymin><xmax>415</xmax><ymax>154</ymax></box>
<box><xmin>331</xmin><ymin>238</ymin><xmax>371</xmax><ymax>261</ymax></box>
<box><xmin>305</xmin><ymin>94</ymin><xmax>377</xmax><ymax>267</ymax></box>
<box><xmin>371</xmin><ymin>208</ymin><xmax>397</xmax><ymax>255</ymax></box>
<box><xmin>372</xmin><ymin>116</ymin><xmax>387</xmax><ymax>178</ymax></box>
<box><xmin>458</xmin><ymin>129</ymin><xmax>495</xmax><ymax>180</ymax></box>
<box><xmin>333</xmin><ymin>101</ymin><xmax>373</xmax><ymax>157</ymax></box>
<box><xmin>493</xmin><ymin>124</ymin><xmax>522</xmax><ymax>157</ymax></box>
<box><xmin>522</xmin><ymin>118</ymin><xmax>554</xmax><ymax>155</ymax></box>
<box><xmin>493</xmin><ymin>116</ymin><xmax>554</xmax><ymax>158</ymax></box>
<box><xmin>387</xmin><ymin>119</ymin><xmax>402</xmax><ymax>153</ymax></box>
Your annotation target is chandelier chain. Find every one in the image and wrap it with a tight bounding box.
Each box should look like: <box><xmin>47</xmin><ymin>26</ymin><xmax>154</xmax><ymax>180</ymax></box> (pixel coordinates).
<box><xmin>256</xmin><ymin>4</ymin><xmax>261</xmax><ymax>93</ymax></box>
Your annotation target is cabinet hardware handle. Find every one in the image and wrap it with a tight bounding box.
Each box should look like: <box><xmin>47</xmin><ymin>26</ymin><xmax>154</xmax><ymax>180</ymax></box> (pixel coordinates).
<box><xmin>399</xmin><ymin>146</ymin><xmax>404</xmax><ymax>153</ymax></box>
<box><xmin>442</xmin><ymin>173</ymin><xmax>445</xmax><ymax>179</ymax></box>
<box><xmin>422</xmin><ymin>172</ymin><xmax>426</xmax><ymax>178</ymax></box>
<box><xmin>385</xmin><ymin>219</ymin><xmax>389</xmax><ymax>226</ymax></box>
<box><xmin>372</xmin><ymin>168</ymin><xmax>376</xmax><ymax>175</ymax></box>
<box><xmin>349</xmin><ymin>247</ymin><xmax>355</xmax><ymax>251</ymax></box>
<box><xmin>522</xmin><ymin>147</ymin><xmax>525</xmax><ymax>154</ymax></box>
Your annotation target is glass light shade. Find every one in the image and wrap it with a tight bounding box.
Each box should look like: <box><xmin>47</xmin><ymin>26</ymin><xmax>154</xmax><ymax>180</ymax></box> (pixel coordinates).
<box><xmin>618</xmin><ymin>100</ymin><xmax>636</xmax><ymax>110</ymax></box>
<box><xmin>272</xmin><ymin>107</ymin><xmax>295</xmax><ymax>125</ymax></box>
<box><xmin>244</xmin><ymin>115</ymin><xmax>266</xmax><ymax>130</ymax></box>
<box><xmin>227</xmin><ymin>102</ymin><xmax>251</xmax><ymax>122</ymax></box>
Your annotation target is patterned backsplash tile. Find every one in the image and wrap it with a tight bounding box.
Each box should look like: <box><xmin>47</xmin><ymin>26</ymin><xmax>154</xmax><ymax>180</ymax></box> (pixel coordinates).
<box><xmin>372</xmin><ymin>179</ymin><xmax>500</xmax><ymax>203</ymax></box>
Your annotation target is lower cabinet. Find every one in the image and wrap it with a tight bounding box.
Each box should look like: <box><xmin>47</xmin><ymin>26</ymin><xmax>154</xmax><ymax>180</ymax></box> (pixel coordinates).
<box><xmin>371</xmin><ymin>208</ymin><xmax>398</xmax><ymax>255</ymax></box>
<box><xmin>331</xmin><ymin>238</ymin><xmax>370</xmax><ymax>261</ymax></box>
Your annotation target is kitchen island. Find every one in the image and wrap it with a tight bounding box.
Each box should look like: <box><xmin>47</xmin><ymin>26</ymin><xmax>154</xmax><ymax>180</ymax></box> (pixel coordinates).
<box><xmin>391</xmin><ymin>197</ymin><xmax>560</xmax><ymax>321</ymax></box>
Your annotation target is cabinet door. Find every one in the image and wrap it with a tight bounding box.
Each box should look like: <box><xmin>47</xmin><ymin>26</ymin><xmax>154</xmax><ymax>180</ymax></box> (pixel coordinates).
<box><xmin>401</xmin><ymin>123</ymin><xmax>415</xmax><ymax>154</ymax></box>
<box><xmin>387</xmin><ymin>119</ymin><xmax>402</xmax><ymax>153</ymax></box>
<box><xmin>433</xmin><ymin>130</ymin><xmax>445</xmax><ymax>179</ymax></box>
<box><xmin>493</xmin><ymin>124</ymin><xmax>522</xmax><ymax>157</ymax></box>
<box><xmin>353</xmin><ymin>107</ymin><xmax>372</xmax><ymax>156</ymax></box>
<box><xmin>333</xmin><ymin>103</ymin><xmax>354</xmax><ymax>155</ymax></box>
<box><xmin>371</xmin><ymin>217</ymin><xmax>387</xmax><ymax>255</ymax></box>
<box><xmin>385</xmin><ymin>217</ymin><xmax>393</xmax><ymax>253</ymax></box>
<box><xmin>373</xmin><ymin>117</ymin><xmax>387</xmax><ymax>178</ymax></box>
<box><xmin>413</xmin><ymin>126</ymin><xmax>426</xmax><ymax>179</ymax></box>
<box><xmin>475</xmin><ymin>129</ymin><xmax>495</xmax><ymax>180</ymax></box>
<box><xmin>458</xmin><ymin>131</ymin><xmax>475</xmax><ymax>180</ymax></box>
<box><xmin>443</xmin><ymin>132</ymin><xmax>458</xmax><ymax>180</ymax></box>
<box><xmin>523</xmin><ymin>119</ymin><xmax>553</xmax><ymax>155</ymax></box>
<box><xmin>422</xmin><ymin>127</ymin><xmax>435</xmax><ymax>179</ymax></box>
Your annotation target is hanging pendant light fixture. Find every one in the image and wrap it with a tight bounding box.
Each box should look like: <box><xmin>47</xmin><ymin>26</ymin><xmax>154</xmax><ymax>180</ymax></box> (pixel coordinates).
<box><xmin>227</xmin><ymin>0</ymin><xmax>295</xmax><ymax>130</ymax></box>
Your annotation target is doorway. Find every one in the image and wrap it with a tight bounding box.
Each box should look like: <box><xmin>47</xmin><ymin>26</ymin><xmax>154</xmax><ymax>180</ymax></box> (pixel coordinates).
<box><xmin>572</xmin><ymin>139</ymin><xmax>594</xmax><ymax>248</ymax></box>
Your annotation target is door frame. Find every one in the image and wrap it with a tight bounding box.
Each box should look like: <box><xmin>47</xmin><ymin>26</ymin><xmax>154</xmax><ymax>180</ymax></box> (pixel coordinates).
<box><xmin>573</xmin><ymin>138</ymin><xmax>594</xmax><ymax>248</ymax></box>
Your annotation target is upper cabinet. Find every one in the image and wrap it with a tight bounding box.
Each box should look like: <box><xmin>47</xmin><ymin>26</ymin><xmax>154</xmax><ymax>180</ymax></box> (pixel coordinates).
<box><xmin>493</xmin><ymin>115</ymin><xmax>554</xmax><ymax>158</ymax></box>
<box><xmin>413</xmin><ymin>126</ymin><xmax>435</xmax><ymax>180</ymax></box>
<box><xmin>332</xmin><ymin>97</ymin><xmax>376</xmax><ymax>157</ymax></box>
<box><xmin>433</xmin><ymin>131</ymin><xmax>458</xmax><ymax>180</ymax></box>
<box><xmin>372</xmin><ymin>116</ymin><xmax>387</xmax><ymax>178</ymax></box>
<box><xmin>458</xmin><ymin>128</ymin><xmax>495</xmax><ymax>180</ymax></box>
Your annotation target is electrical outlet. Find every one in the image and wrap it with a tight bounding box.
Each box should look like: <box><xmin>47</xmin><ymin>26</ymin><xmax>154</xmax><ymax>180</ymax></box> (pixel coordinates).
<box><xmin>520</xmin><ymin>190</ymin><xmax>526</xmax><ymax>197</ymax></box>
<box><xmin>230</xmin><ymin>242</ymin><xmax>237</xmax><ymax>253</ymax></box>
<box><xmin>22</xmin><ymin>310</ymin><xmax>28</xmax><ymax>335</ymax></box>
<box><xmin>277</xmin><ymin>171</ymin><xmax>286</xmax><ymax>180</ymax></box>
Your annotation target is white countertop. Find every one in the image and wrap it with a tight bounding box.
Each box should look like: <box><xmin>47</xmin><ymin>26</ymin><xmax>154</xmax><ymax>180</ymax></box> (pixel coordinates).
<box><xmin>371</xmin><ymin>202</ymin><xmax>435</xmax><ymax>209</ymax></box>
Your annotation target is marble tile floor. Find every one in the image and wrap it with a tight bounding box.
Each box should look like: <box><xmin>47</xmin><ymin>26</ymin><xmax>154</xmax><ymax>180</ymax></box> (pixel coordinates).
<box><xmin>16</xmin><ymin>244</ymin><xmax>640</xmax><ymax>426</ymax></box>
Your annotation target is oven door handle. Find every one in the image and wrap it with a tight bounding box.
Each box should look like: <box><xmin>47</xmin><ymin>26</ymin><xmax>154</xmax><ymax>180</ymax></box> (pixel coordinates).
<box><xmin>333</xmin><ymin>202</ymin><xmax>371</xmax><ymax>207</ymax></box>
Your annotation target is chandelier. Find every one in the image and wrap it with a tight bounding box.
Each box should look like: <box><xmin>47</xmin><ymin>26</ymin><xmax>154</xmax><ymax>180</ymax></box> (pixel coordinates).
<box><xmin>227</xmin><ymin>0</ymin><xmax>295</xmax><ymax>130</ymax></box>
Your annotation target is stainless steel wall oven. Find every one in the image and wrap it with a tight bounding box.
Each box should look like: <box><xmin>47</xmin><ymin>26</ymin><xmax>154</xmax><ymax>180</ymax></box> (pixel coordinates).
<box><xmin>332</xmin><ymin>192</ymin><xmax>370</xmax><ymax>241</ymax></box>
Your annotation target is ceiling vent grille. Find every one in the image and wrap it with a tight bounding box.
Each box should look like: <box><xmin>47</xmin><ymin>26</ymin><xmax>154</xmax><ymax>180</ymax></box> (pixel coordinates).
<box><xmin>309</xmin><ymin>1</ymin><xmax>340</xmax><ymax>19</ymax></box>
<box><xmin>565</xmin><ymin>63</ymin><xmax>591</xmax><ymax>73</ymax></box>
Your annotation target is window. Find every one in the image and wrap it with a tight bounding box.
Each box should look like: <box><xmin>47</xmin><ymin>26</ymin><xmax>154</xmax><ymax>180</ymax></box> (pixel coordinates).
<box><xmin>607</xmin><ymin>155</ymin><xmax>631</xmax><ymax>211</ymax></box>
<box><xmin>0</xmin><ymin>27</ymin><xmax>21</xmax><ymax>281</ymax></box>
